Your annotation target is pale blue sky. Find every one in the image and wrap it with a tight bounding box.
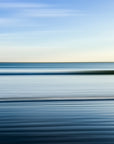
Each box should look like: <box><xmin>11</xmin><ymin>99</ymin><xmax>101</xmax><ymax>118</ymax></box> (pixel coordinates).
<box><xmin>0</xmin><ymin>0</ymin><xmax>114</xmax><ymax>62</ymax></box>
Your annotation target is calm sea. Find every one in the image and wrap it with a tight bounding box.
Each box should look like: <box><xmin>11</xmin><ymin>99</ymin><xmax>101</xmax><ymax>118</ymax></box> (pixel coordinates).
<box><xmin>0</xmin><ymin>62</ymin><xmax>114</xmax><ymax>144</ymax></box>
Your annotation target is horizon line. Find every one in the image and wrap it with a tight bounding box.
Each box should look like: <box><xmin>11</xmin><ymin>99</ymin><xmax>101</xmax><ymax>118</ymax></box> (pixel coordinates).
<box><xmin>0</xmin><ymin>62</ymin><xmax>114</xmax><ymax>63</ymax></box>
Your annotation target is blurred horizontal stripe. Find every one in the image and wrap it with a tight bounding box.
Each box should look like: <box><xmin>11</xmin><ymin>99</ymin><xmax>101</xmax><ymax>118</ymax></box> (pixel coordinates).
<box><xmin>0</xmin><ymin>101</ymin><xmax>114</xmax><ymax>144</ymax></box>
<box><xmin>0</xmin><ymin>70</ymin><xmax>114</xmax><ymax>75</ymax></box>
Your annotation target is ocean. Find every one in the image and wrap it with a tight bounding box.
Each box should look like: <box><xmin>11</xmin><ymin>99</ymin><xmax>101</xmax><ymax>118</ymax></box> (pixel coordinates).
<box><xmin>0</xmin><ymin>62</ymin><xmax>114</xmax><ymax>144</ymax></box>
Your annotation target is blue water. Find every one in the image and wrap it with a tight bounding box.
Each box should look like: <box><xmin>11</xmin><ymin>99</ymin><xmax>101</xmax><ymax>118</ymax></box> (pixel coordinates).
<box><xmin>0</xmin><ymin>62</ymin><xmax>114</xmax><ymax>100</ymax></box>
<box><xmin>0</xmin><ymin>62</ymin><xmax>114</xmax><ymax>75</ymax></box>
<box><xmin>1</xmin><ymin>101</ymin><xmax>114</xmax><ymax>144</ymax></box>
<box><xmin>0</xmin><ymin>62</ymin><xmax>114</xmax><ymax>69</ymax></box>
<box><xmin>0</xmin><ymin>63</ymin><xmax>114</xmax><ymax>143</ymax></box>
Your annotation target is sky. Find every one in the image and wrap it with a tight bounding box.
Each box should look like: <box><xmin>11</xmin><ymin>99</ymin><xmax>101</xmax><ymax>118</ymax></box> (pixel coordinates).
<box><xmin>0</xmin><ymin>0</ymin><xmax>114</xmax><ymax>62</ymax></box>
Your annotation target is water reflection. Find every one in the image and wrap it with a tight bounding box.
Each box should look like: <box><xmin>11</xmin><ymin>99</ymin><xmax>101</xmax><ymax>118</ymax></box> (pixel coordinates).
<box><xmin>0</xmin><ymin>75</ymin><xmax>114</xmax><ymax>100</ymax></box>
